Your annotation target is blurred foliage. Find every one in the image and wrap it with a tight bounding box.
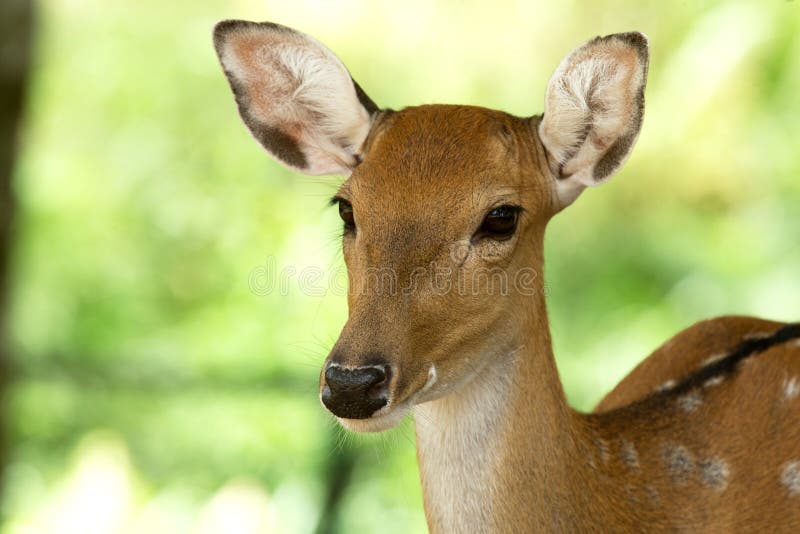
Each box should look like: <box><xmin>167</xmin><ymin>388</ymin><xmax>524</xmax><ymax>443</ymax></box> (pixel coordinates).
<box><xmin>2</xmin><ymin>0</ymin><xmax>799</xmax><ymax>532</ymax></box>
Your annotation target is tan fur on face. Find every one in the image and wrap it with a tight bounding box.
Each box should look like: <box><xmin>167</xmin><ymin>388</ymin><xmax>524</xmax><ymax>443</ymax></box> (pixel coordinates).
<box><xmin>325</xmin><ymin>105</ymin><xmax>553</xmax><ymax>428</ymax></box>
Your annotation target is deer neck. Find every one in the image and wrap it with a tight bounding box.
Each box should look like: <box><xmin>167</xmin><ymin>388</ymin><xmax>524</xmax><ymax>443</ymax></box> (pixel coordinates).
<box><xmin>413</xmin><ymin>289</ymin><xmax>599</xmax><ymax>532</ymax></box>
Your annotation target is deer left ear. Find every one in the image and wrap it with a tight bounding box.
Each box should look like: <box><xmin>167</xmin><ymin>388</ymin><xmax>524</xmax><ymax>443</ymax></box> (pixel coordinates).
<box><xmin>539</xmin><ymin>32</ymin><xmax>649</xmax><ymax>207</ymax></box>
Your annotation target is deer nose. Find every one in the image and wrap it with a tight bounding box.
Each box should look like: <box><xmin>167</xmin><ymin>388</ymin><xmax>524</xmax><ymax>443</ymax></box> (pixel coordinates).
<box><xmin>321</xmin><ymin>364</ymin><xmax>390</xmax><ymax>419</ymax></box>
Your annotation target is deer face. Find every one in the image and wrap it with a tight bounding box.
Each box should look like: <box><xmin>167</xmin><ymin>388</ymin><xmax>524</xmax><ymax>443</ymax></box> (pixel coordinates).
<box><xmin>324</xmin><ymin>106</ymin><xmax>554</xmax><ymax>430</ymax></box>
<box><xmin>214</xmin><ymin>21</ymin><xmax>648</xmax><ymax>431</ymax></box>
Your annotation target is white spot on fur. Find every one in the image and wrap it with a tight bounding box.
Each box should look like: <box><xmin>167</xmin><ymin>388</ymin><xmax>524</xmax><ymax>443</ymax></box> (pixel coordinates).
<box><xmin>783</xmin><ymin>377</ymin><xmax>800</xmax><ymax>402</ymax></box>
<box><xmin>594</xmin><ymin>437</ymin><xmax>611</xmax><ymax>464</ymax></box>
<box><xmin>701</xmin><ymin>353</ymin><xmax>727</xmax><ymax>367</ymax></box>
<box><xmin>699</xmin><ymin>458</ymin><xmax>729</xmax><ymax>492</ymax></box>
<box><xmin>703</xmin><ymin>375</ymin><xmax>725</xmax><ymax>388</ymax></box>
<box><xmin>781</xmin><ymin>461</ymin><xmax>800</xmax><ymax>496</ymax></box>
<box><xmin>744</xmin><ymin>331</ymin><xmax>772</xmax><ymax>341</ymax></box>
<box><xmin>656</xmin><ymin>379</ymin><xmax>677</xmax><ymax>392</ymax></box>
<box><xmin>663</xmin><ymin>443</ymin><xmax>695</xmax><ymax>484</ymax></box>
<box><xmin>619</xmin><ymin>439</ymin><xmax>639</xmax><ymax>469</ymax></box>
<box><xmin>422</xmin><ymin>365</ymin><xmax>438</xmax><ymax>394</ymax></box>
<box><xmin>791</xmin><ymin>339</ymin><xmax>800</xmax><ymax>348</ymax></box>
<box><xmin>678</xmin><ymin>391</ymin><xmax>703</xmax><ymax>412</ymax></box>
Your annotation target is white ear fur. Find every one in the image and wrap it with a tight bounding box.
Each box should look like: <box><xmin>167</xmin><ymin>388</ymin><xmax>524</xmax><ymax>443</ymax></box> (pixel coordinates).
<box><xmin>539</xmin><ymin>32</ymin><xmax>649</xmax><ymax>207</ymax></box>
<box><xmin>213</xmin><ymin>20</ymin><xmax>379</xmax><ymax>176</ymax></box>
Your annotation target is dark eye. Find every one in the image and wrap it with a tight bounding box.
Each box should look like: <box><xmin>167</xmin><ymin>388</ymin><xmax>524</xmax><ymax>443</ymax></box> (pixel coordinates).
<box><xmin>477</xmin><ymin>205</ymin><xmax>520</xmax><ymax>240</ymax></box>
<box><xmin>338</xmin><ymin>199</ymin><xmax>355</xmax><ymax>231</ymax></box>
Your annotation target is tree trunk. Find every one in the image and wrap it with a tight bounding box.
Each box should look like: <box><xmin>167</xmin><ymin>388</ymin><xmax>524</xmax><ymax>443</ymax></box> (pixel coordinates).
<box><xmin>0</xmin><ymin>0</ymin><xmax>34</xmax><ymax>503</ymax></box>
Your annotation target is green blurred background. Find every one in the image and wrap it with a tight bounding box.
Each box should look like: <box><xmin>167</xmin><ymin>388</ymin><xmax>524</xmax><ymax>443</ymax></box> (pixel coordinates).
<box><xmin>0</xmin><ymin>0</ymin><xmax>798</xmax><ymax>532</ymax></box>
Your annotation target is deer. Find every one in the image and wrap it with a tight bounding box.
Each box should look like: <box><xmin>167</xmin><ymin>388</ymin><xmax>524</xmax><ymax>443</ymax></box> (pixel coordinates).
<box><xmin>212</xmin><ymin>20</ymin><xmax>800</xmax><ymax>532</ymax></box>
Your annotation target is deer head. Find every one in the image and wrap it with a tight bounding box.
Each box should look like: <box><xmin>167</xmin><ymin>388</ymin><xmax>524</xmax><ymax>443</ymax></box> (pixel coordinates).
<box><xmin>213</xmin><ymin>20</ymin><xmax>648</xmax><ymax>432</ymax></box>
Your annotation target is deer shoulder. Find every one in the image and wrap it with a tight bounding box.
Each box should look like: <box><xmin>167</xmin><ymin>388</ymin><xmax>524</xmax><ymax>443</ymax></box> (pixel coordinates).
<box><xmin>596</xmin><ymin>316</ymin><xmax>791</xmax><ymax>411</ymax></box>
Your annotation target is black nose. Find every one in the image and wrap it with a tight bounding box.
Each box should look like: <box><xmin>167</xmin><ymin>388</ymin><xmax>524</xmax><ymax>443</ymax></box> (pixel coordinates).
<box><xmin>321</xmin><ymin>364</ymin><xmax>389</xmax><ymax>419</ymax></box>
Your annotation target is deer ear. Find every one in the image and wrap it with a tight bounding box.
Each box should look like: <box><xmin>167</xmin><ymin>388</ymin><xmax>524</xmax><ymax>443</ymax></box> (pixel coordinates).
<box><xmin>539</xmin><ymin>32</ymin><xmax>649</xmax><ymax>207</ymax></box>
<box><xmin>213</xmin><ymin>20</ymin><xmax>379</xmax><ymax>176</ymax></box>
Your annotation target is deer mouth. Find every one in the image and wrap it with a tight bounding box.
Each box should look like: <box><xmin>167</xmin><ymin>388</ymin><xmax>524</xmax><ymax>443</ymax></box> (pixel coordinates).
<box><xmin>333</xmin><ymin>365</ymin><xmax>438</xmax><ymax>433</ymax></box>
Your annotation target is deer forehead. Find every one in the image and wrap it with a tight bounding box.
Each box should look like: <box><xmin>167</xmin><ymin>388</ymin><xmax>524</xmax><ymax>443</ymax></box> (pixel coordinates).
<box><xmin>347</xmin><ymin>105</ymin><xmax>551</xmax><ymax>215</ymax></box>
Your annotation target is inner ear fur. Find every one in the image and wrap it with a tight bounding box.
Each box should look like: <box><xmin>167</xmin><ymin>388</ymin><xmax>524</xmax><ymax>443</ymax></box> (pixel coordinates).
<box><xmin>213</xmin><ymin>20</ymin><xmax>379</xmax><ymax>176</ymax></box>
<box><xmin>538</xmin><ymin>32</ymin><xmax>649</xmax><ymax>204</ymax></box>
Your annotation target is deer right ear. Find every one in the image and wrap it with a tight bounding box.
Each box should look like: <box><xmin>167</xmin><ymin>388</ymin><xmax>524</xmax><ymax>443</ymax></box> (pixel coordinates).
<box><xmin>539</xmin><ymin>32</ymin><xmax>649</xmax><ymax>207</ymax></box>
<box><xmin>213</xmin><ymin>20</ymin><xmax>379</xmax><ymax>176</ymax></box>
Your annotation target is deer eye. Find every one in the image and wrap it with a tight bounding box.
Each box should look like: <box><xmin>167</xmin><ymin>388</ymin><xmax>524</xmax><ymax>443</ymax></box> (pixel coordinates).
<box><xmin>476</xmin><ymin>205</ymin><xmax>520</xmax><ymax>240</ymax></box>
<box><xmin>337</xmin><ymin>199</ymin><xmax>355</xmax><ymax>231</ymax></box>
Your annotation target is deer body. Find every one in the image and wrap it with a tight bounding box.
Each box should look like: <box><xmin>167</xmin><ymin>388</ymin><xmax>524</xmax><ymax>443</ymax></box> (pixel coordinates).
<box><xmin>416</xmin><ymin>312</ymin><xmax>800</xmax><ymax>532</ymax></box>
<box><xmin>213</xmin><ymin>20</ymin><xmax>800</xmax><ymax>532</ymax></box>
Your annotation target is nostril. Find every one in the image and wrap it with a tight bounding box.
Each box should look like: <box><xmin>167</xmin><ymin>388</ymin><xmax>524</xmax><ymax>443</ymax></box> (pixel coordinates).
<box><xmin>324</xmin><ymin>365</ymin><xmax>339</xmax><ymax>387</ymax></box>
<box><xmin>367</xmin><ymin>365</ymin><xmax>391</xmax><ymax>397</ymax></box>
<box><xmin>320</xmin><ymin>383</ymin><xmax>332</xmax><ymax>404</ymax></box>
